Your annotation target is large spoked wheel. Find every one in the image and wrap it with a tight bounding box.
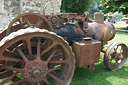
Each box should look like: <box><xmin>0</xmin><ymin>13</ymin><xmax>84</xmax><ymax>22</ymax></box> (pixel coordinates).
<box><xmin>6</xmin><ymin>13</ymin><xmax>54</xmax><ymax>35</ymax></box>
<box><xmin>0</xmin><ymin>28</ymin><xmax>75</xmax><ymax>85</ymax></box>
<box><xmin>104</xmin><ymin>42</ymin><xmax>128</xmax><ymax>70</ymax></box>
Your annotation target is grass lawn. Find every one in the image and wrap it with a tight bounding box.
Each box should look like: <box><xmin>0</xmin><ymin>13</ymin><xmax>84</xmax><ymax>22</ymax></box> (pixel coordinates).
<box><xmin>71</xmin><ymin>21</ymin><xmax>128</xmax><ymax>85</ymax></box>
<box><xmin>113</xmin><ymin>21</ymin><xmax>126</xmax><ymax>30</ymax></box>
<box><xmin>114</xmin><ymin>21</ymin><xmax>126</xmax><ymax>25</ymax></box>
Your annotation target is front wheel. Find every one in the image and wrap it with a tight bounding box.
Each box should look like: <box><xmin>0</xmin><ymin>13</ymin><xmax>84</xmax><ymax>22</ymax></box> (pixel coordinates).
<box><xmin>104</xmin><ymin>42</ymin><xmax>128</xmax><ymax>70</ymax></box>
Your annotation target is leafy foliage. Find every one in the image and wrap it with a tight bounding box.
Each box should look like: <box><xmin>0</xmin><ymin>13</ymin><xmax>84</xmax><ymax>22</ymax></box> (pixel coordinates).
<box><xmin>115</xmin><ymin>13</ymin><xmax>124</xmax><ymax>21</ymax></box>
<box><xmin>99</xmin><ymin>0</ymin><xmax>128</xmax><ymax>16</ymax></box>
<box><xmin>61</xmin><ymin>0</ymin><xmax>96</xmax><ymax>15</ymax></box>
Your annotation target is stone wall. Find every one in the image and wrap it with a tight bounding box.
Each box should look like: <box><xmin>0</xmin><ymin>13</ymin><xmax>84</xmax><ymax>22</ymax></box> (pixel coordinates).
<box><xmin>44</xmin><ymin>0</ymin><xmax>61</xmax><ymax>15</ymax></box>
<box><xmin>0</xmin><ymin>0</ymin><xmax>8</xmax><ymax>29</ymax></box>
<box><xmin>0</xmin><ymin>0</ymin><xmax>62</xmax><ymax>29</ymax></box>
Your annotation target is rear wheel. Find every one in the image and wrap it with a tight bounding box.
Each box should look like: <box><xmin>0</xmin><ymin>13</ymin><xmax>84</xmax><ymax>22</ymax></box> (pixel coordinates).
<box><xmin>0</xmin><ymin>28</ymin><xmax>75</xmax><ymax>85</ymax></box>
<box><xmin>6</xmin><ymin>13</ymin><xmax>54</xmax><ymax>35</ymax></box>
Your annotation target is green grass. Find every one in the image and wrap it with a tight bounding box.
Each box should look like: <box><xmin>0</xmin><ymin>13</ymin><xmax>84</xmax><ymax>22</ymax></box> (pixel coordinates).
<box><xmin>71</xmin><ymin>61</ymin><xmax>128</xmax><ymax>85</ymax></box>
<box><xmin>108</xmin><ymin>31</ymin><xmax>128</xmax><ymax>45</ymax></box>
<box><xmin>113</xmin><ymin>21</ymin><xmax>126</xmax><ymax>25</ymax></box>
<box><xmin>113</xmin><ymin>21</ymin><xmax>126</xmax><ymax>30</ymax></box>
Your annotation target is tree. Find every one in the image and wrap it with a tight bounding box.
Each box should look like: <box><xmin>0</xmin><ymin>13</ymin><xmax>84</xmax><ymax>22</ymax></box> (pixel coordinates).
<box><xmin>61</xmin><ymin>0</ymin><xmax>96</xmax><ymax>15</ymax></box>
<box><xmin>99</xmin><ymin>0</ymin><xmax>128</xmax><ymax>16</ymax></box>
<box><xmin>115</xmin><ymin>13</ymin><xmax>123</xmax><ymax>21</ymax></box>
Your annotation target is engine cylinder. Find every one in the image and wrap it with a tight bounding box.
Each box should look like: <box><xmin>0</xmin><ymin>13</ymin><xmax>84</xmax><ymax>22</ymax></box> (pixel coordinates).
<box><xmin>87</xmin><ymin>22</ymin><xmax>116</xmax><ymax>41</ymax></box>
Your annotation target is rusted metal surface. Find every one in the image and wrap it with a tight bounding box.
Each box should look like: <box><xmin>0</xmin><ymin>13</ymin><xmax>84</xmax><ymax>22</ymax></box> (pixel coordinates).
<box><xmin>0</xmin><ymin>28</ymin><xmax>75</xmax><ymax>84</ymax></box>
<box><xmin>104</xmin><ymin>42</ymin><xmax>128</xmax><ymax>70</ymax></box>
<box><xmin>87</xmin><ymin>22</ymin><xmax>115</xmax><ymax>42</ymax></box>
<box><xmin>72</xmin><ymin>38</ymin><xmax>101</xmax><ymax>71</ymax></box>
<box><xmin>0</xmin><ymin>13</ymin><xmax>55</xmax><ymax>41</ymax></box>
<box><xmin>0</xmin><ymin>11</ymin><xmax>116</xmax><ymax>68</ymax></box>
<box><xmin>6</xmin><ymin>13</ymin><xmax>54</xmax><ymax>35</ymax></box>
<box><xmin>82</xmin><ymin>12</ymin><xmax>89</xmax><ymax>32</ymax></box>
<box><xmin>94</xmin><ymin>12</ymin><xmax>104</xmax><ymax>24</ymax></box>
<box><xmin>49</xmin><ymin>15</ymin><xmax>60</xmax><ymax>25</ymax></box>
<box><xmin>0</xmin><ymin>24</ymin><xmax>21</xmax><ymax>41</ymax></box>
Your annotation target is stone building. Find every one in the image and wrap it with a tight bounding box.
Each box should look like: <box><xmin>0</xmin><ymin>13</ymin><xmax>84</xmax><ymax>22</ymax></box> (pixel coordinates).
<box><xmin>0</xmin><ymin>0</ymin><xmax>62</xmax><ymax>29</ymax></box>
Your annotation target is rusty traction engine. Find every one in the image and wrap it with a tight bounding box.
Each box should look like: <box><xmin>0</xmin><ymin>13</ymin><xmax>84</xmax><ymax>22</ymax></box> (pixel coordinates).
<box><xmin>0</xmin><ymin>1</ymin><xmax>128</xmax><ymax>85</ymax></box>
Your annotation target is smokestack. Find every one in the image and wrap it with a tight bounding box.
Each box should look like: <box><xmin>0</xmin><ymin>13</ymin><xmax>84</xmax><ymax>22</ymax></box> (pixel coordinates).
<box><xmin>94</xmin><ymin>12</ymin><xmax>104</xmax><ymax>24</ymax></box>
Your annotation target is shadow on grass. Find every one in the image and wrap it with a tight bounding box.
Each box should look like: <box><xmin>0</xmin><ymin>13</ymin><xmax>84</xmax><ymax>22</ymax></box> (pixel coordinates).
<box><xmin>71</xmin><ymin>59</ymin><xmax>128</xmax><ymax>85</ymax></box>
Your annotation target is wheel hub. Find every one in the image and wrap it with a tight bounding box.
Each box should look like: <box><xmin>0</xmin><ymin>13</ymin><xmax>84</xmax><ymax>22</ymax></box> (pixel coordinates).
<box><xmin>23</xmin><ymin>59</ymin><xmax>48</xmax><ymax>82</ymax></box>
<box><xmin>32</xmin><ymin>69</ymin><xmax>41</xmax><ymax>78</ymax></box>
<box><xmin>115</xmin><ymin>53</ymin><xmax>122</xmax><ymax>61</ymax></box>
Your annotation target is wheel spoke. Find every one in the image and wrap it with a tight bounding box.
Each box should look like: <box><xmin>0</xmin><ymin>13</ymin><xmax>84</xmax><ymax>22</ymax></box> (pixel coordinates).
<box><xmin>37</xmin><ymin>38</ymin><xmax>41</xmax><ymax>58</ymax></box>
<box><xmin>114</xmin><ymin>48</ymin><xmax>117</xmax><ymax>53</ymax></box>
<box><xmin>0</xmin><ymin>61</ymin><xmax>6</xmax><ymax>65</ymax></box>
<box><xmin>18</xmin><ymin>19</ymin><xmax>24</xmax><ymax>29</ymax></box>
<box><xmin>35</xmin><ymin>18</ymin><xmax>43</xmax><ymax>27</ymax></box>
<box><xmin>31</xmin><ymin>83</ymin><xmax>35</xmax><ymax>85</ymax></box>
<box><xmin>42</xmin><ymin>39</ymin><xmax>52</xmax><ymax>49</ymax></box>
<box><xmin>118</xmin><ymin>53</ymin><xmax>123</xmax><ymax>60</ymax></box>
<box><xmin>48</xmin><ymin>73</ymin><xmax>63</xmax><ymax>84</ymax></box>
<box><xmin>42</xmin><ymin>78</ymin><xmax>50</xmax><ymax>85</ymax></box>
<box><xmin>48</xmin><ymin>66</ymin><xmax>61</xmax><ymax>73</ymax></box>
<box><xmin>37</xmin><ymin>81</ymin><xmax>40</xmax><ymax>85</ymax></box>
<box><xmin>113</xmin><ymin>61</ymin><xmax>118</xmax><ymax>66</ymax></box>
<box><xmin>115</xmin><ymin>45</ymin><xmax>119</xmax><ymax>50</ymax></box>
<box><xmin>109</xmin><ymin>58</ymin><xmax>115</xmax><ymax>64</ymax></box>
<box><xmin>3</xmin><ymin>50</ymin><xmax>17</xmax><ymax>58</ymax></box>
<box><xmin>0</xmin><ymin>72</ymin><xmax>19</xmax><ymax>85</ymax></box>
<box><xmin>25</xmin><ymin>38</ymin><xmax>33</xmax><ymax>57</ymax></box>
<box><xmin>15</xmin><ymin>44</ymin><xmax>29</xmax><ymax>63</ymax></box>
<box><xmin>41</xmin><ymin>42</ymin><xmax>56</xmax><ymax>56</ymax></box>
<box><xmin>0</xmin><ymin>65</ymin><xmax>23</xmax><ymax>72</ymax></box>
<box><xmin>0</xmin><ymin>70</ymin><xmax>13</xmax><ymax>79</ymax></box>
<box><xmin>53</xmin><ymin>53</ymin><xmax>62</xmax><ymax>57</ymax></box>
<box><xmin>0</xmin><ymin>56</ymin><xmax>23</xmax><ymax>62</ymax></box>
<box><xmin>11</xmin><ymin>76</ymin><xmax>21</xmax><ymax>82</ymax></box>
<box><xmin>51</xmin><ymin>71</ymin><xmax>59</xmax><ymax>77</ymax></box>
<box><xmin>11</xmin><ymin>79</ymin><xmax>26</xmax><ymax>85</ymax></box>
<box><xmin>120</xmin><ymin>52</ymin><xmax>124</xmax><ymax>56</ymax></box>
<box><xmin>23</xmin><ymin>16</ymin><xmax>31</xmax><ymax>26</ymax></box>
<box><xmin>109</xmin><ymin>59</ymin><xmax>112</xmax><ymax>64</ymax></box>
<box><xmin>120</xmin><ymin>48</ymin><xmax>123</xmax><ymax>54</ymax></box>
<box><xmin>46</xmin><ymin>49</ymin><xmax>57</xmax><ymax>63</ymax></box>
<box><xmin>49</xmin><ymin>59</ymin><xmax>69</xmax><ymax>64</ymax></box>
<box><xmin>120</xmin><ymin>55</ymin><xmax>123</xmax><ymax>59</ymax></box>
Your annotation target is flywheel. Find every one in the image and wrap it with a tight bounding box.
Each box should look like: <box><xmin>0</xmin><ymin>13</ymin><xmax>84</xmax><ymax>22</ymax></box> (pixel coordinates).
<box><xmin>6</xmin><ymin>13</ymin><xmax>54</xmax><ymax>35</ymax></box>
<box><xmin>0</xmin><ymin>28</ymin><xmax>75</xmax><ymax>85</ymax></box>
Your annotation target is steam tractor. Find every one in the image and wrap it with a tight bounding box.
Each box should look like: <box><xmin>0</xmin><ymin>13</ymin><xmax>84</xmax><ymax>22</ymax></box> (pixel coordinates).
<box><xmin>0</xmin><ymin>0</ymin><xmax>127</xmax><ymax>85</ymax></box>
